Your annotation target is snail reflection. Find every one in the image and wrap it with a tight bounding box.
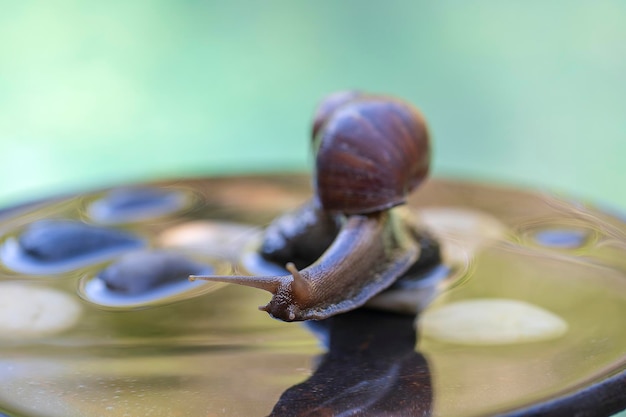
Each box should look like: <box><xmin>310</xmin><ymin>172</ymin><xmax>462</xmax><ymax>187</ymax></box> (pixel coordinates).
<box><xmin>269</xmin><ymin>309</ymin><xmax>432</xmax><ymax>417</ymax></box>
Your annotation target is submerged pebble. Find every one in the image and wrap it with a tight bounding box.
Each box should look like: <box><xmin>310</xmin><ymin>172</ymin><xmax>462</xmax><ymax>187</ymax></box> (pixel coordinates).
<box><xmin>17</xmin><ymin>220</ymin><xmax>142</xmax><ymax>262</ymax></box>
<box><xmin>88</xmin><ymin>187</ymin><xmax>189</xmax><ymax>224</ymax></box>
<box><xmin>3</xmin><ymin>220</ymin><xmax>143</xmax><ymax>274</ymax></box>
<box><xmin>533</xmin><ymin>228</ymin><xmax>589</xmax><ymax>249</ymax></box>
<box><xmin>98</xmin><ymin>250</ymin><xmax>212</xmax><ymax>295</ymax></box>
<box><xmin>414</xmin><ymin>207</ymin><xmax>508</xmax><ymax>270</ymax></box>
<box><xmin>0</xmin><ymin>283</ymin><xmax>81</xmax><ymax>338</ymax></box>
<box><xmin>417</xmin><ymin>207</ymin><xmax>507</xmax><ymax>238</ymax></box>
<box><xmin>82</xmin><ymin>251</ymin><xmax>221</xmax><ymax>308</ymax></box>
<box><xmin>418</xmin><ymin>298</ymin><xmax>568</xmax><ymax>345</ymax></box>
<box><xmin>157</xmin><ymin>220</ymin><xmax>257</xmax><ymax>260</ymax></box>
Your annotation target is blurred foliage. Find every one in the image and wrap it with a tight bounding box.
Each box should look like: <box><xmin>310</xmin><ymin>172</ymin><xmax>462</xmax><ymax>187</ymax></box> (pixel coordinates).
<box><xmin>0</xmin><ymin>1</ymin><xmax>625</xmax><ymax>211</ymax></box>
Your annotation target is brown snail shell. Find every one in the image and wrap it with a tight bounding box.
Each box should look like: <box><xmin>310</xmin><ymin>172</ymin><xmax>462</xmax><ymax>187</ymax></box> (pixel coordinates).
<box><xmin>314</xmin><ymin>97</ymin><xmax>430</xmax><ymax>214</ymax></box>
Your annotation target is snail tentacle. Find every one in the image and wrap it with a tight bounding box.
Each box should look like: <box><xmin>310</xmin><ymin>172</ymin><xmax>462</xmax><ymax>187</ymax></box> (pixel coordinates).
<box><xmin>189</xmin><ymin>274</ymin><xmax>282</xmax><ymax>294</ymax></box>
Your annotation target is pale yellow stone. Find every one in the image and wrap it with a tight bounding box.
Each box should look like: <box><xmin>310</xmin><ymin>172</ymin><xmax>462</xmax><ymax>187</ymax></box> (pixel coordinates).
<box><xmin>417</xmin><ymin>207</ymin><xmax>507</xmax><ymax>239</ymax></box>
<box><xmin>418</xmin><ymin>298</ymin><xmax>568</xmax><ymax>345</ymax></box>
<box><xmin>416</xmin><ymin>207</ymin><xmax>508</xmax><ymax>262</ymax></box>
<box><xmin>157</xmin><ymin>220</ymin><xmax>256</xmax><ymax>260</ymax></box>
<box><xmin>0</xmin><ymin>283</ymin><xmax>81</xmax><ymax>338</ymax></box>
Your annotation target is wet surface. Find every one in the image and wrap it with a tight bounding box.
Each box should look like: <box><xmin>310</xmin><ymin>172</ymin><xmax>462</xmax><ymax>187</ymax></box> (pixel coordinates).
<box><xmin>0</xmin><ymin>175</ymin><xmax>623</xmax><ymax>417</ymax></box>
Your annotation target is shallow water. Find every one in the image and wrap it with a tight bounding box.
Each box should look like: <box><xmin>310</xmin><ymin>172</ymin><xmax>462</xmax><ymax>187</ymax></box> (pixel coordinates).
<box><xmin>0</xmin><ymin>175</ymin><xmax>624</xmax><ymax>417</ymax></box>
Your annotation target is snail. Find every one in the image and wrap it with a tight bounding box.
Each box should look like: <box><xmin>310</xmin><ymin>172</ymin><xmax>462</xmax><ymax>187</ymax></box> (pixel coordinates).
<box><xmin>191</xmin><ymin>92</ymin><xmax>434</xmax><ymax>321</ymax></box>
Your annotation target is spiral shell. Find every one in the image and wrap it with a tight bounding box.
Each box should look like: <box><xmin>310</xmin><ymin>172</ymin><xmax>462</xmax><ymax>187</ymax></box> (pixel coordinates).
<box><xmin>314</xmin><ymin>96</ymin><xmax>430</xmax><ymax>214</ymax></box>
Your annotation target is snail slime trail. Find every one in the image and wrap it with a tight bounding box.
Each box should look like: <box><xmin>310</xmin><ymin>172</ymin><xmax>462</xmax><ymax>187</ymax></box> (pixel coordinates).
<box><xmin>191</xmin><ymin>91</ymin><xmax>440</xmax><ymax>321</ymax></box>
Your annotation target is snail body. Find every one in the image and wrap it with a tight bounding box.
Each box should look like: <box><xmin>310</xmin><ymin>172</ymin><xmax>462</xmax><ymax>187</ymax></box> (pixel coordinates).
<box><xmin>193</xmin><ymin>91</ymin><xmax>434</xmax><ymax>321</ymax></box>
<box><xmin>259</xmin><ymin>200</ymin><xmax>340</xmax><ymax>270</ymax></box>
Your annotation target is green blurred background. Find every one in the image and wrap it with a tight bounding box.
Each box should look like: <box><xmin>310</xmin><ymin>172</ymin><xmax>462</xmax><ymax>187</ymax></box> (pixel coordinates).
<box><xmin>1</xmin><ymin>1</ymin><xmax>625</xmax><ymax>211</ymax></box>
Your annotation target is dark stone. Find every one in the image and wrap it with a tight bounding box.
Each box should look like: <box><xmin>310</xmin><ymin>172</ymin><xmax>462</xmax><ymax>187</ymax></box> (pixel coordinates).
<box><xmin>98</xmin><ymin>250</ymin><xmax>211</xmax><ymax>294</ymax></box>
<box><xmin>89</xmin><ymin>187</ymin><xmax>186</xmax><ymax>223</ymax></box>
<box><xmin>18</xmin><ymin>220</ymin><xmax>143</xmax><ymax>262</ymax></box>
<box><xmin>534</xmin><ymin>228</ymin><xmax>588</xmax><ymax>249</ymax></box>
